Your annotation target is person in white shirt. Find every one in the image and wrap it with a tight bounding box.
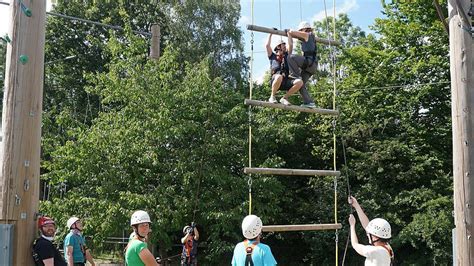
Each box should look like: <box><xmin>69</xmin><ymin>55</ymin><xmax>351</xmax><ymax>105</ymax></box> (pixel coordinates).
<box><xmin>348</xmin><ymin>196</ymin><xmax>394</xmax><ymax>265</ymax></box>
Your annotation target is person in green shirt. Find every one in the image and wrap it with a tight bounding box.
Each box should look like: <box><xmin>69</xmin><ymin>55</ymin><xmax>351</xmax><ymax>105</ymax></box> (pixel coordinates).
<box><xmin>125</xmin><ymin>210</ymin><xmax>160</xmax><ymax>266</ymax></box>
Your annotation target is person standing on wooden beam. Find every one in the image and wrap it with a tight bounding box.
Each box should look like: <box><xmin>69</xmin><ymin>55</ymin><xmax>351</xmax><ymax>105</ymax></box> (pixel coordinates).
<box><xmin>287</xmin><ymin>21</ymin><xmax>319</xmax><ymax>108</ymax></box>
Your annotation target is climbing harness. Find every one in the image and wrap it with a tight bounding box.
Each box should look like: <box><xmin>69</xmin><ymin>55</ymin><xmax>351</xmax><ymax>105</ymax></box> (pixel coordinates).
<box><xmin>244</xmin><ymin>239</ymin><xmax>259</xmax><ymax>266</ymax></box>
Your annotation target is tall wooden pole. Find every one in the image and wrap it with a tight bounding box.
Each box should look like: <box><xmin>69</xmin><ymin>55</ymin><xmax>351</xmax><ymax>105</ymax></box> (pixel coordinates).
<box><xmin>0</xmin><ymin>0</ymin><xmax>46</xmax><ymax>264</ymax></box>
<box><xmin>449</xmin><ymin>0</ymin><xmax>474</xmax><ymax>264</ymax></box>
<box><xmin>150</xmin><ymin>24</ymin><xmax>160</xmax><ymax>60</ymax></box>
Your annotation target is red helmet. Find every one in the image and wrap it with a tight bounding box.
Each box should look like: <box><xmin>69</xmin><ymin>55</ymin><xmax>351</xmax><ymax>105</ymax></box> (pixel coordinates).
<box><xmin>37</xmin><ymin>216</ymin><xmax>55</xmax><ymax>228</ymax></box>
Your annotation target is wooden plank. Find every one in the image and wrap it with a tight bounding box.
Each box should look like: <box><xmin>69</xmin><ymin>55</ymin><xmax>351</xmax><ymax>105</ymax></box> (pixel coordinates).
<box><xmin>244</xmin><ymin>167</ymin><xmax>340</xmax><ymax>177</ymax></box>
<box><xmin>262</xmin><ymin>223</ymin><xmax>342</xmax><ymax>232</ymax></box>
<box><xmin>244</xmin><ymin>99</ymin><xmax>339</xmax><ymax>115</ymax></box>
<box><xmin>247</xmin><ymin>24</ymin><xmax>341</xmax><ymax>47</ymax></box>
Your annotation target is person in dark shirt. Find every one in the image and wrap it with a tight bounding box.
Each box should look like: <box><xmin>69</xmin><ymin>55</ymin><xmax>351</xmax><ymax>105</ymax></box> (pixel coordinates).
<box><xmin>181</xmin><ymin>223</ymin><xmax>199</xmax><ymax>266</ymax></box>
<box><xmin>287</xmin><ymin>21</ymin><xmax>319</xmax><ymax>108</ymax></box>
<box><xmin>266</xmin><ymin>31</ymin><xmax>304</xmax><ymax>106</ymax></box>
<box><xmin>33</xmin><ymin>216</ymin><xmax>67</xmax><ymax>266</ymax></box>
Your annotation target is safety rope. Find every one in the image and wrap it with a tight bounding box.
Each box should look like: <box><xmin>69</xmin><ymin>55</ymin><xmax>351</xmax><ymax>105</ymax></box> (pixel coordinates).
<box><xmin>322</xmin><ymin>0</ymin><xmax>339</xmax><ymax>264</ymax></box>
<box><xmin>332</xmin><ymin>1</ymin><xmax>339</xmax><ymax>263</ymax></box>
<box><xmin>278</xmin><ymin>0</ymin><xmax>282</xmax><ymax>31</ymax></box>
<box><xmin>247</xmin><ymin>0</ymin><xmax>255</xmax><ymax>215</ymax></box>
<box><xmin>192</xmin><ymin>153</ymin><xmax>205</xmax><ymax>222</ymax></box>
<box><xmin>341</xmin><ymin>135</ymin><xmax>353</xmax><ymax>265</ymax></box>
<box><xmin>299</xmin><ymin>0</ymin><xmax>303</xmax><ymax>22</ymax></box>
<box><xmin>278</xmin><ymin>0</ymin><xmax>283</xmax><ymax>43</ymax></box>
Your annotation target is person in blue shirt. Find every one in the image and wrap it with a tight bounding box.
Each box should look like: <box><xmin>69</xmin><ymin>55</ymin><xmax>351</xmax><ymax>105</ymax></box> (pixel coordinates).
<box><xmin>231</xmin><ymin>215</ymin><xmax>277</xmax><ymax>266</ymax></box>
<box><xmin>64</xmin><ymin>216</ymin><xmax>95</xmax><ymax>266</ymax></box>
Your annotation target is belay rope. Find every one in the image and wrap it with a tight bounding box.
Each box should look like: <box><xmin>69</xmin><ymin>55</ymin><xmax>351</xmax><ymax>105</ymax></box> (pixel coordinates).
<box><xmin>247</xmin><ymin>0</ymin><xmax>255</xmax><ymax>215</ymax></box>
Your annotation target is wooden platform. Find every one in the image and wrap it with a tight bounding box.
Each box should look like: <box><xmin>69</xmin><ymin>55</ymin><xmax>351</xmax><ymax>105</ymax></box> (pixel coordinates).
<box><xmin>244</xmin><ymin>99</ymin><xmax>339</xmax><ymax>115</ymax></box>
<box><xmin>244</xmin><ymin>167</ymin><xmax>340</xmax><ymax>177</ymax></box>
<box><xmin>262</xmin><ymin>223</ymin><xmax>342</xmax><ymax>232</ymax></box>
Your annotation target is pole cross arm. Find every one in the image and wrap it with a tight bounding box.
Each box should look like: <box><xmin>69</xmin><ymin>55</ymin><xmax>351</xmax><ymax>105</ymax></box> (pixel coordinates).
<box><xmin>247</xmin><ymin>24</ymin><xmax>341</xmax><ymax>46</ymax></box>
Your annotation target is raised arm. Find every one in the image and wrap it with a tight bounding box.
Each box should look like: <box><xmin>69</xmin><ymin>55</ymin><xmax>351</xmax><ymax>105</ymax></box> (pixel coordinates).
<box><xmin>266</xmin><ymin>33</ymin><xmax>273</xmax><ymax>57</ymax></box>
<box><xmin>193</xmin><ymin>227</ymin><xmax>200</xmax><ymax>241</ymax></box>
<box><xmin>181</xmin><ymin>233</ymin><xmax>190</xmax><ymax>244</ymax></box>
<box><xmin>349</xmin><ymin>196</ymin><xmax>370</xmax><ymax>229</ymax></box>
<box><xmin>349</xmin><ymin>214</ymin><xmax>368</xmax><ymax>256</ymax></box>
<box><xmin>287</xmin><ymin>30</ymin><xmax>293</xmax><ymax>54</ymax></box>
<box><xmin>288</xmin><ymin>29</ymin><xmax>309</xmax><ymax>42</ymax></box>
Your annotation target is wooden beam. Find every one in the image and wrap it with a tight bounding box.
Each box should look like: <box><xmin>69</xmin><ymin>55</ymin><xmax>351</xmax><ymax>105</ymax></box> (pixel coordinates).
<box><xmin>262</xmin><ymin>223</ymin><xmax>342</xmax><ymax>232</ymax></box>
<box><xmin>244</xmin><ymin>99</ymin><xmax>339</xmax><ymax>115</ymax></box>
<box><xmin>247</xmin><ymin>24</ymin><xmax>341</xmax><ymax>47</ymax></box>
<box><xmin>0</xmin><ymin>0</ymin><xmax>46</xmax><ymax>264</ymax></box>
<box><xmin>244</xmin><ymin>167</ymin><xmax>340</xmax><ymax>177</ymax></box>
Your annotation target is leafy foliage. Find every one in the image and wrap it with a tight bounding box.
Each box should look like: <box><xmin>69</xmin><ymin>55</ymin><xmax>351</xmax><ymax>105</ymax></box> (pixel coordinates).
<box><xmin>0</xmin><ymin>0</ymin><xmax>452</xmax><ymax>264</ymax></box>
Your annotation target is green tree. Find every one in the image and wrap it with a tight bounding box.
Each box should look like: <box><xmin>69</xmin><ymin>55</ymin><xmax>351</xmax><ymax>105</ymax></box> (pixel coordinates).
<box><xmin>41</xmin><ymin>32</ymin><xmax>279</xmax><ymax>263</ymax></box>
<box><xmin>335</xmin><ymin>0</ymin><xmax>452</xmax><ymax>264</ymax></box>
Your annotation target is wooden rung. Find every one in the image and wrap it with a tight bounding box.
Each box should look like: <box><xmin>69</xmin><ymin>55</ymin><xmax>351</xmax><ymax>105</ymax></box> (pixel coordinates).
<box><xmin>262</xmin><ymin>223</ymin><xmax>342</xmax><ymax>232</ymax></box>
<box><xmin>244</xmin><ymin>99</ymin><xmax>339</xmax><ymax>115</ymax></box>
<box><xmin>244</xmin><ymin>167</ymin><xmax>340</xmax><ymax>177</ymax></box>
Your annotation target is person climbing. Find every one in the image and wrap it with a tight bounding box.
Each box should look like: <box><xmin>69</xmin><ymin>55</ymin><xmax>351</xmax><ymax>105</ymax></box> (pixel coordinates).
<box><xmin>32</xmin><ymin>216</ymin><xmax>67</xmax><ymax>266</ymax></box>
<box><xmin>348</xmin><ymin>196</ymin><xmax>394</xmax><ymax>265</ymax></box>
<box><xmin>181</xmin><ymin>222</ymin><xmax>199</xmax><ymax>266</ymax></box>
<box><xmin>231</xmin><ymin>215</ymin><xmax>277</xmax><ymax>266</ymax></box>
<box><xmin>287</xmin><ymin>21</ymin><xmax>319</xmax><ymax>108</ymax></box>
<box><xmin>64</xmin><ymin>216</ymin><xmax>95</xmax><ymax>266</ymax></box>
<box><xmin>125</xmin><ymin>210</ymin><xmax>160</xmax><ymax>266</ymax></box>
<box><xmin>266</xmin><ymin>31</ymin><xmax>303</xmax><ymax>106</ymax></box>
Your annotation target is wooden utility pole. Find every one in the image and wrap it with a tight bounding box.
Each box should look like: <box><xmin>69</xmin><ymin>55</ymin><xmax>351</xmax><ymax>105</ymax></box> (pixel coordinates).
<box><xmin>449</xmin><ymin>0</ymin><xmax>474</xmax><ymax>264</ymax></box>
<box><xmin>0</xmin><ymin>0</ymin><xmax>46</xmax><ymax>264</ymax></box>
<box><xmin>150</xmin><ymin>24</ymin><xmax>160</xmax><ymax>60</ymax></box>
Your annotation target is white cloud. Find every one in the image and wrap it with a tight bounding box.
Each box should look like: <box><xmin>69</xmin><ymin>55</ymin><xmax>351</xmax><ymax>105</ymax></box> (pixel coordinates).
<box><xmin>238</xmin><ymin>15</ymin><xmax>251</xmax><ymax>29</ymax></box>
<box><xmin>311</xmin><ymin>0</ymin><xmax>359</xmax><ymax>22</ymax></box>
<box><xmin>254</xmin><ymin>71</ymin><xmax>266</xmax><ymax>85</ymax></box>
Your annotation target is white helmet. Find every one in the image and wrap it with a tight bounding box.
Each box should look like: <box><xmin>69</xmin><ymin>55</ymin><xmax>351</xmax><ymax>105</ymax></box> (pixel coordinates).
<box><xmin>274</xmin><ymin>39</ymin><xmax>286</xmax><ymax>51</ymax></box>
<box><xmin>366</xmin><ymin>218</ymin><xmax>391</xmax><ymax>239</ymax></box>
<box><xmin>66</xmin><ymin>217</ymin><xmax>80</xmax><ymax>229</ymax></box>
<box><xmin>130</xmin><ymin>210</ymin><xmax>152</xmax><ymax>225</ymax></box>
<box><xmin>183</xmin><ymin>225</ymin><xmax>192</xmax><ymax>234</ymax></box>
<box><xmin>298</xmin><ymin>21</ymin><xmax>313</xmax><ymax>31</ymax></box>
<box><xmin>242</xmin><ymin>215</ymin><xmax>263</xmax><ymax>239</ymax></box>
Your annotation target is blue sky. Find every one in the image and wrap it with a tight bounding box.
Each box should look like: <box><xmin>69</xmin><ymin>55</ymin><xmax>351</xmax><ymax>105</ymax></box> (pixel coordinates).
<box><xmin>0</xmin><ymin>0</ymin><xmax>384</xmax><ymax>81</ymax></box>
<box><xmin>239</xmin><ymin>0</ymin><xmax>385</xmax><ymax>82</ymax></box>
